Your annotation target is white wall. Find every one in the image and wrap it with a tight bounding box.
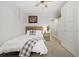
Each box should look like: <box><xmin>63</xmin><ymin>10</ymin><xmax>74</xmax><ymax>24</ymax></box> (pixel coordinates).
<box><xmin>24</xmin><ymin>13</ymin><xmax>53</xmax><ymax>26</ymax></box>
<box><xmin>0</xmin><ymin>2</ymin><xmax>25</xmax><ymax>45</ymax></box>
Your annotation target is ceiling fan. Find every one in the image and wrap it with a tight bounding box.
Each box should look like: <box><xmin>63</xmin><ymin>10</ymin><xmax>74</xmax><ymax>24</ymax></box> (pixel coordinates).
<box><xmin>35</xmin><ymin>1</ymin><xmax>51</xmax><ymax>8</ymax></box>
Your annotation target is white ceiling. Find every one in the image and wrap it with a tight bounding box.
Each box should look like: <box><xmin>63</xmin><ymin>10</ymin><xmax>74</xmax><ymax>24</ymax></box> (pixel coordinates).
<box><xmin>12</xmin><ymin>1</ymin><xmax>66</xmax><ymax>18</ymax></box>
<box><xmin>0</xmin><ymin>1</ymin><xmax>66</xmax><ymax>18</ymax></box>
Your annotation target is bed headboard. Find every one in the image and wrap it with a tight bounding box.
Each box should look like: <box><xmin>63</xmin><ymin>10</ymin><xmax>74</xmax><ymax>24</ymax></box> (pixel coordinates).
<box><xmin>25</xmin><ymin>26</ymin><xmax>43</xmax><ymax>33</ymax></box>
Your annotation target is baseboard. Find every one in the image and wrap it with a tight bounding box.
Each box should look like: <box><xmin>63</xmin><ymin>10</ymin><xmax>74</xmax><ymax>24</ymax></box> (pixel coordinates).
<box><xmin>60</xmin><ymin>43</ymin><xmax>75</xmax><ymax>57</ymax></box>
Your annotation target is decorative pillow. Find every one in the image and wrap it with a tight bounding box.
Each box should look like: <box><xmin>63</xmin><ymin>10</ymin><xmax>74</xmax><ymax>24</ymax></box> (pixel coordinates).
<box><xmin>29</xmin><ymin>30</ymin><xmax>36</xmax><ymax>35</ymax></box>
<box><xmin>36</xmin><ymin>30</ymin><xmax>43</xmax><ymax>37</ymax></box>
<box><xmin>36</xmin><ymin>30</ymin><xmax>43</xmax><ymax>35</ymax></box>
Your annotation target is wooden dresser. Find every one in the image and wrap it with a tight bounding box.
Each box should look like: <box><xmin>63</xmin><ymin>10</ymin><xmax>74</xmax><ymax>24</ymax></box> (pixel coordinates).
<box><xmin>43</xmin><ymin>32</ymin><xmax>50</xmax><ymax>41</ymax></box>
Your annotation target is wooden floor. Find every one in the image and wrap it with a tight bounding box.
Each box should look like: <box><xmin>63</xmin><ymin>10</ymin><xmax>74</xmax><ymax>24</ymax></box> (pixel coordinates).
<box><xmin>0</xmin><ymin>37</ymin><xmax>74</xmax><ymax>57</ymax></box>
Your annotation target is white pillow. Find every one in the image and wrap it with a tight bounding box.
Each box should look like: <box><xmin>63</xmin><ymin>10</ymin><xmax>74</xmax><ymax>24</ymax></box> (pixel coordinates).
<box><xmin>36</xmin><ymin>30</ymin><xmax>43</xmax><ymax>37</ymax></box>
<box><xmin>27</xmin><ymin>30</ymin><xmax>30</xmax><ymax>35</ymax></box>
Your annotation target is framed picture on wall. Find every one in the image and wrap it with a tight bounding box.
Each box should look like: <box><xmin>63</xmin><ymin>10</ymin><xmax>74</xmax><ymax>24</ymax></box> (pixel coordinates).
<box><xmin>28</xmin><ymin>16</ymin><xmax>38</xmax><ymax>23</ymax></box>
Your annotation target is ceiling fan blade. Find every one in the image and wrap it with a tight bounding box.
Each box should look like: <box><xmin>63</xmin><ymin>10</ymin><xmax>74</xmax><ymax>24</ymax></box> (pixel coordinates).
<box><xmin>35</xmin><ymin>1</ymin><xmax>51</xmax><ymax>8</ymax></box>
<box><xmin>35</xmin><ymin>2</ymin><xmax>41</xmax><ymax>7</ymax></box>
<box><xmin>45</xmin><ymin>4</ymin><xmax>47</xmax><ymax>8</ymax></box>
<box><xmin>43</xmin><ymin>2</ymin><xmax>47</xmax><ymax>8</ymax></box>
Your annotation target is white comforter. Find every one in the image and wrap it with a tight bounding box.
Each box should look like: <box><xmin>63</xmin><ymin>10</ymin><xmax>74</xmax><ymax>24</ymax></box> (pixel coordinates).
<box><xmin>0</xmin><ymin>34</ymin><xmax>48</xmax><ymax>55</ymax></box>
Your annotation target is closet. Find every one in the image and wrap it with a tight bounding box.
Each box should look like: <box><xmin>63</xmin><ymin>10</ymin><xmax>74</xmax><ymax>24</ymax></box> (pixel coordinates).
<box><xmin>58</xmin><ymin>2</ymin><xmax>79</xmax><ymax>56</ymax></box>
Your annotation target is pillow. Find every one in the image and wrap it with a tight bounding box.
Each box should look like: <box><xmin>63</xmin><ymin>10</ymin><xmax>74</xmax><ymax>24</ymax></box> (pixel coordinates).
<box><xmin>27</xmin><ymin>30</ymin><xmax>30</xmax><ymax>35</ymax></box>
<box><xmin>29</xmin><ymin>30</ymin><xmax>36</xmax><ymax>35</ymax></box>
<box><xmin>36</xmin><ymin>30</ymin><xmax>43</xmax><ymax>38</ymax></box>
<box><xmin>36</xmin><ymin>30</ymin><xmax>43</xmax><ymax>36</ymax></box>
<box><xmin>27</xmin><ymin>30</ymin><xmax>43</xmax><ymax>37</ymax></box>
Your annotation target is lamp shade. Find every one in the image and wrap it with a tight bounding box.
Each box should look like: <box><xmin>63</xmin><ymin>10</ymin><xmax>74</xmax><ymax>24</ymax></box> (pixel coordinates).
<box><xmin>43</xmin><ymin>26</ymin><xmax>47</xmax><ymax>31</ymax></box>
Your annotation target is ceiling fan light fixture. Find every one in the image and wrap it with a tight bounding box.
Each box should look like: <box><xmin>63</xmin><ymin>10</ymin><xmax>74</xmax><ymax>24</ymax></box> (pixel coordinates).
<box><xmin>35</xmin><ymin>1</ymin><xmax>48</xmax><ymax>8</ymax></box>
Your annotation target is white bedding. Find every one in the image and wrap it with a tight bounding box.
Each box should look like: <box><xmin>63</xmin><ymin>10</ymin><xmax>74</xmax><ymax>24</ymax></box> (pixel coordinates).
<box><xmin>0</xmin><ymin>34</ymin><xmax>48</xmax><ymax>55</ymax></box>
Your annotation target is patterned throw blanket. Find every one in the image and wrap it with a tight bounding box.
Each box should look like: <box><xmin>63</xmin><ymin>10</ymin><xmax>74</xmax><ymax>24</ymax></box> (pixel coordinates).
<box><xmin>19</xmin><ymin>38</ymin><xmax>40</xmax><ymax>57</ymax></box>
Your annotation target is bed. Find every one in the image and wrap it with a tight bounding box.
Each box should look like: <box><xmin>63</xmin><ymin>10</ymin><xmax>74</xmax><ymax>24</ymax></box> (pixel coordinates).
<box><xmin>0</xmin><ymin>26</ymin><xmax>48</xmax><ymax>57</ymax></box>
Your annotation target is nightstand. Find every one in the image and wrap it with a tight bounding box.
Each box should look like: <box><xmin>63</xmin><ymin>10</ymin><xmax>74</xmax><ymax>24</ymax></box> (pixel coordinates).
<box><xmin>43</xmin><ymin>32</ymin><xmax>50</xmax><ymax>41</ymax></box>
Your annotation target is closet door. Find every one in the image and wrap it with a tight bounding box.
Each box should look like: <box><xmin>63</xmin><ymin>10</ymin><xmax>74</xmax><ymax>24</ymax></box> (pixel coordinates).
<box><xmin>58</xmin><ymin>2</ymin><xmax>76</xmax><ymax>55</ymax></box>
<box><xmin>75</xmin><ymin>2</ymin><xmax>79</xmax><ymax>56</ymax></box>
